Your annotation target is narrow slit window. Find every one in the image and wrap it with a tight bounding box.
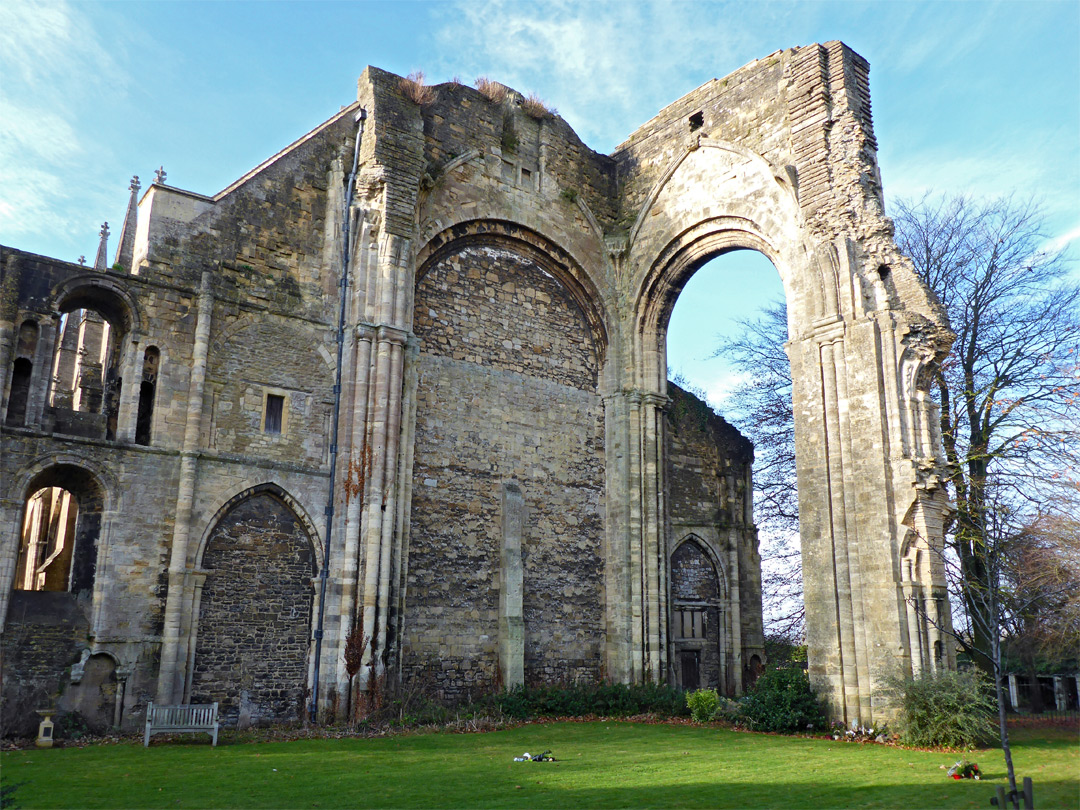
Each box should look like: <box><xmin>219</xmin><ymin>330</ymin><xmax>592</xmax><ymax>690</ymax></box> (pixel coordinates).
<box><xmin>264</xmin><ymin>394</ymin><xmax>284</xmax><ymax>434</ymax></box>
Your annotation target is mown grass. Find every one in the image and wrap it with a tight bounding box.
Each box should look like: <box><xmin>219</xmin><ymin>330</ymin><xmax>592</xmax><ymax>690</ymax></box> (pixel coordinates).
<box><xmin>2</xmin><ymin>721</ymin><xmax>1076</xmax><ymax>809</ymax></box>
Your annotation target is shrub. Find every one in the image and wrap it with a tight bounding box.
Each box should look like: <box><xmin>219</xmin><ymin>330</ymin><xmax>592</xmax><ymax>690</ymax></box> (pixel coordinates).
<box><xmin>399</xmin><ymin>71</ymin><xmax>436</xmax><ymax>105</ymax></box>
<box><xmin>763</xmin><ymin>633</ymin><xmax>807</xmax><ymax>669</ymax></box>
<box><xmin>891</xmin><ymin>668</ymin><xmax>996</xmax><ymax>750</ymax></box>
<box><xmin>686</xmin><ymin>688</ymin><xmax>721</xmax><ymax>723</ymax></box>
<box><xmin>738</xmin><ymin>667</ymin><xmax>826</xmax><ymax>732</ymax></box>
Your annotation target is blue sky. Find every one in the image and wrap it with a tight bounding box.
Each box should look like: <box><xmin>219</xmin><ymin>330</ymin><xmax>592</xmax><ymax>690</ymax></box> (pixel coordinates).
<box><xmin>2</xmin><ymin>0</ymin><xmax>1077</xmax><ymax>403</ymax></box>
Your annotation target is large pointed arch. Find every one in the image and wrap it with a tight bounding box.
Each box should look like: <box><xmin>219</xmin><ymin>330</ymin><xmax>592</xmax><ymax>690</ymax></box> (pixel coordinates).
<box><xmin>188</xmin><ymin>483</ymin><xmax>319</xmax><ymax>724</ymax></box>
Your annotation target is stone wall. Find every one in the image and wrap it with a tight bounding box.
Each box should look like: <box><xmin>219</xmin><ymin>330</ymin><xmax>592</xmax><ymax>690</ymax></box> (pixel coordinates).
<box><xmin>405</xmin><ymin>243</ymin><xmax>605</xmax><ymax>698</ymax></box>
<box><xmin>666</xmin><ymin>383</ymin><xmax>762</xmax><ymax>694</ymax></box>
<box><xmin>191</xmin><ymin>492</ymin><xmax>315</xmax><ymax>725</ymax></box>
<box><xmin>0</xmin><ymin>591</ymin><xmax>90</xmax><ymax>735</ymax></box>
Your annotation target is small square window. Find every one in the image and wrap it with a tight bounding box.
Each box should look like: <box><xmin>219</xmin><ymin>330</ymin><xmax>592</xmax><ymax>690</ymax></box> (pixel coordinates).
<box><xmin>264</xmin><ymin>394</ymin><xmax>284</xmax><ymax>434</ymax></box>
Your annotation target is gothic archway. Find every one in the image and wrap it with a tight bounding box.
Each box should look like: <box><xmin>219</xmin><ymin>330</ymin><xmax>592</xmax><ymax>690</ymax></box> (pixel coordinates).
<box><xmin>190</xmin><ymin>487</ymin><xmax>316</xmax><ymax>725</ymax></box>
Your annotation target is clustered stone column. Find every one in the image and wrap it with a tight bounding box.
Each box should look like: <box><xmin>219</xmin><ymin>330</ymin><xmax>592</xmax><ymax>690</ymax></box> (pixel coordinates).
<box><xmin>156</xmin><ymin>270</ymin><xmax>213</xmax><ymax>703</ymax></box>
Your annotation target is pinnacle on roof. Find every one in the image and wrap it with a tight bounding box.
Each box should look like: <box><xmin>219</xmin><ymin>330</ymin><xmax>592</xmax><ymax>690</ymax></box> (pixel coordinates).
<box><xmin>113</xmin><ymin>175</ymin><xmax>141</xmax><ymax>271</ymax></box>
<box><xmin>93</xmin><ymin>222</ymin><xmax>110</xmax><ymax>270</ymax></box>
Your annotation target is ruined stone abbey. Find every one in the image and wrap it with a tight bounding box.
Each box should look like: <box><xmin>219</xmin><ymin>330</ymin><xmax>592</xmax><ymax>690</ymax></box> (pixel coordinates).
<box><xmin>1</xmin><ymin>41</ymin><xmax>954</xmax><ymax>733</ymax></box>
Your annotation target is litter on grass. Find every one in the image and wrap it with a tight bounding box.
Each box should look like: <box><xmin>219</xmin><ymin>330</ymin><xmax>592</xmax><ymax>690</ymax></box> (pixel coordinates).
<box><xmin>513</xmin><ymin>750</ymin><xmax>555</xmax><ymax>762</ymax></box>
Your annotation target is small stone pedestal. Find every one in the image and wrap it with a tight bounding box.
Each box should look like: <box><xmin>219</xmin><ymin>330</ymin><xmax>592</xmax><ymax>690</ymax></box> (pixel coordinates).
<box><xmin>35</xmin><ymin>709</ymin><xmax>56</xmax><ymax>748</ymax></box>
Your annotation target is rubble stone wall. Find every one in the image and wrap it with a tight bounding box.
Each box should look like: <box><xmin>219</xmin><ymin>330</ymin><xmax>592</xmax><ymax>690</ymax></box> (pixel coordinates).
<box><xmin>191</xmin><ymin>492</ymin><xmax>315</xmax><ymax>724</ymax></box>
<box><xmin>405</xmin><ymin>243</ymin><xmax>605</xmax><ymax>698</ymax></box>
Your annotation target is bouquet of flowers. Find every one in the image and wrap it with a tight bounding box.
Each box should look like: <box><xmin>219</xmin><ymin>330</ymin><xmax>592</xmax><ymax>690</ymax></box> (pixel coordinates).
<box><xmin>947</xmin><ymin>760</ymin><xmax>981</xmax><ymax>780</ymax></box>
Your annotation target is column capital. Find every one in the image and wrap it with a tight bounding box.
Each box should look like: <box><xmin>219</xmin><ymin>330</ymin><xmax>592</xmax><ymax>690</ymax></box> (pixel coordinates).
<box><xmin>376</xmin><ymin>325</ymin><xmax>410</xmax><ymax>346</ymax></box>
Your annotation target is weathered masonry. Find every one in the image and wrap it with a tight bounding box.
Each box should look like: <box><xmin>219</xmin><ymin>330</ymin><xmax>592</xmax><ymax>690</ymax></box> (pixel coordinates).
<box><xmin>1</xmin><ymin>40</ymin><xmax>953</xmax><ymax>731</ymax></box>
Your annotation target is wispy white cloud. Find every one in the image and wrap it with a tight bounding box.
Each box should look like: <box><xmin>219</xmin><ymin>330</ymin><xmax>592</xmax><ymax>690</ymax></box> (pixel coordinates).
<box><xmin>429</xmin><ymin>0</ymin><xmax>776</xmax><ymax>151</ymax></box>
<box><xmin>865</xmin><ymin>1</ymin><xmax>1000</xmax><ymax>76</ymax></box>
<box><xmin>883</xmin><ymin>126</ymin><xmax>1079</xmax><ymax>237</ymax></box>
<box><xmin>0</xmin><ymin>0</ymin><xmax>126</xmax><ymax>245</ymax></box>
<box><xmin>1045</xmin><ymin>224</ymin><xmax>1080</xmax><ymax>255</ymax></box>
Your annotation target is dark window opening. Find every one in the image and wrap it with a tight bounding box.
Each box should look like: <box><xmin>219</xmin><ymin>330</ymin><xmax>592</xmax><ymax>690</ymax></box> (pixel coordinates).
<box><xmin>680</xmin><ymin>650</ymin><xmax>701</xmax><ymax>690</ymax></box>
<box><xmin>134</xmin><ymin>347</ymin><xmax>159</xmax><ymax>445</ymax></box>
<box><xmin>264</xmin><ymin>394</ymin><xmax>284</xmax><ymax>434</ymax></box>
<box><xmin>676</xmin><ymin>609</ymin><xmax>705</xmax><ymax>639</ymax></box>
<box><xmin>6</xmin><ymin>358</ymin><xmax>32</xmax><ymax>426</ymax></box>
<box><xmin>135</xmin><ymin>381</ymin><xmax>155</xmax><ymax>444</ymax></box>
<box><xmin>688</xmin><ymin>111</ymin><xmax>704</xmax><ymax>131</ymax></box>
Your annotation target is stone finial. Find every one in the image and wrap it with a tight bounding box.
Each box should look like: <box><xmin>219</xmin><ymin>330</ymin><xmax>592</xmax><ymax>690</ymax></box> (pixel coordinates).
<box><xmin>154</xmin><ymin>166</ymin><xmax>167</xmax><ymax>184</ymax></box>
<box><xmin>93</xmin><ymin>222</ymin><xmax>110</xmax><ymax>270</ymax></box>
<box><xmin>114</xmin><ymin>175</ymin><xmax>142</xmax><ymax>270</ymax></box>
<box><xmin>78</xmin><ymin>255</ymin><xmax>86</xmax><ymax>266</ymax></box>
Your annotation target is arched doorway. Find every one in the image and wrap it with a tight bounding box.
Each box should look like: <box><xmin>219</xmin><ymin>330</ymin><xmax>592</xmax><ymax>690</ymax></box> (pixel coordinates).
<box><xmin>191</xmin><ymin>488</ymin><xmax>316</xmax><ymax>725</ymax></box>
<box><xmin>670</xmin><ymin>537</ymin><xmax>728</xmax><ymax>693</ymax></box>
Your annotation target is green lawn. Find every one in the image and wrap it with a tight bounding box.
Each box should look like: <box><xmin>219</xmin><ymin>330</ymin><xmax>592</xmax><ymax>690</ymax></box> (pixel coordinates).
<box><xmin>2</xmin><ymin>721</ymin><xmax>1077</xmax><ymax>809</ymax></box>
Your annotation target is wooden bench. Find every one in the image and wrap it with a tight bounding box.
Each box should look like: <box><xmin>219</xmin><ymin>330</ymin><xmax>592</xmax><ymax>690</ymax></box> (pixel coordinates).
<box><xmin>144</xmin><ymin>702</ymin><xmax>219</xmax><ymax>747</ymax></box>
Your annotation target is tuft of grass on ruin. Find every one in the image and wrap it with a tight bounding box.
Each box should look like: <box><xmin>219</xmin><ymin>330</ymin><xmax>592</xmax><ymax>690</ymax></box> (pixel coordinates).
<box><xmin>2</xmin><ymin>721</ymin><xmax>1077</xmax><ymax>809</ymax></box>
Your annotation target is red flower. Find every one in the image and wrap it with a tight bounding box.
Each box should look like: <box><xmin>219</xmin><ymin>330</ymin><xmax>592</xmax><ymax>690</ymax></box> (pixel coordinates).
<box><xmin>953</xmin><ymin>774</ymin><xmax>961</xmax><ymax>780</ymax></box>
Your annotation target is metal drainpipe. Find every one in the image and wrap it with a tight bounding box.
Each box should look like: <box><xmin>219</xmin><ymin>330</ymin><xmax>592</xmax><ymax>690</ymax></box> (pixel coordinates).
<box><xmin>310</xmin><ymin>106</ymin><xmax>366</xmax><ymax>724</ymax></box>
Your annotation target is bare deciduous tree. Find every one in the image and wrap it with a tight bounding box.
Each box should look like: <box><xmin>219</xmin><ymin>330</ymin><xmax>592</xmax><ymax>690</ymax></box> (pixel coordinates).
<box><xmin>892</xmin><ymin>193</ymin><xmax>1080</xmax><ymax>667</ymax></box>
<box><xmin>712</xmin><ymin>195</ymin><xmax>1079</xmax><ymax>663</ymax></box>
<box><xmin>713</xmin><ymin>302</ymin><xmax>803</xmax><ymax>638</ymax></box>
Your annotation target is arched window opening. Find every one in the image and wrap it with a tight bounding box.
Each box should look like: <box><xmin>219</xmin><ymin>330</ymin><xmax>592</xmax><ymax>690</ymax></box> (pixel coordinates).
<box><xmin>6</xmin><ymin>320</ymin><xmax>40</xmax><ymax>427</ymax></box>
<box><xmin>48</xmin><ymin>296</ymin><xmax>128</xmax><ymax>440</ymax></box>
<box><xmin>12</xmin><ymin>465</ymin><xmax>104</xmax><ymax>594</ymax></box>
<box><xmin>6</xmin><ymin>358</ymin><xmax>33</xmax><ymax>427</ymax></box>
<box><xmin>17</xmin><ymin>319</ymin><xmax>40</xmax><ymax>356</ymax></box>
<box><xmin>15</xmin><ymin>487</ymin><xmax>80</xmax><ymax>591</ymax></box>
<box><xmin>135</xmin><ymin>346</ymin><xmax>160</xmax><ymax>445</ymax></box>
<box><xmin>670</xmin><ymin>538</ymin><xmax>730</xmax><ymax>693</ymax></box>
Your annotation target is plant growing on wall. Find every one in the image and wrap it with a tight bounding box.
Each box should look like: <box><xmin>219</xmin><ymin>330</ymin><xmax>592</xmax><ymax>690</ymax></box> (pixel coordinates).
<box><xmin>474</xmin><ymin>76</ymin><xmax>509</xmax><ymax>104</ymax></box>
<box><xmin>520</xmin><ymin>93</ymin><xmax>556</xmax><ymax>120</ymax></box>
<box><xmin>399</xmin><ymin>71</ymin><xmax>436</xmax><ymax>105</ymax></box>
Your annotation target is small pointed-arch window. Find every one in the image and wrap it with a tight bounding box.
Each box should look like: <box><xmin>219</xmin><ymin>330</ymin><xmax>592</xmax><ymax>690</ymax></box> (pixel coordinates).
<box><xmin>135</xmin><ymin>346</ymin><xmax>160</xmax><ymax>445</ymax></box>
